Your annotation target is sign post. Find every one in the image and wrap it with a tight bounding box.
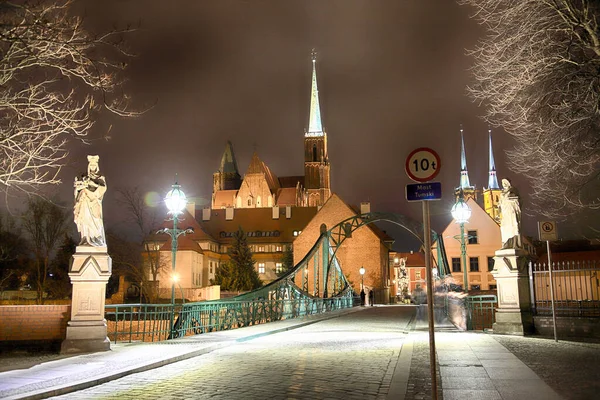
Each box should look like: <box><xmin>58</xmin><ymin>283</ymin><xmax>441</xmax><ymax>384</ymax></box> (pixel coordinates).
<box><xmin>539</xmin><ymin>221</ymin><xmax>558</xmax><ymax>342</ymax></box>
<box><xmin>406</xmin><ymin>147</ymin><xmax>441</xmax><ymax>400</ymax></box>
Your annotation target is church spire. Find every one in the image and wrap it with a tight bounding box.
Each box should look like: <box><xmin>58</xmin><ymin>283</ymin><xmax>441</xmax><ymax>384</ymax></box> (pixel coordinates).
<box><xmin>487</xmin><ymin>128</ymin><xmax>500</xmax><ymax>189</ymax></box>
<box><xmin>459</xmin><ymin>125</ymin><xmax>472</xmax><ymax>190</ymax></box>
<box><xmin>306</xmin><ymin>49</ymin><xmax>324</xmax><ymax>137</ymax></box>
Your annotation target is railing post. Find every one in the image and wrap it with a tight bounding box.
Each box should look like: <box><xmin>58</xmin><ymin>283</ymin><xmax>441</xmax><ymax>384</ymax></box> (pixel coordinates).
<box><xmin>528</xmin><ymin>261</ymin><xmax>536</xmax><ymax>316</ymax></box>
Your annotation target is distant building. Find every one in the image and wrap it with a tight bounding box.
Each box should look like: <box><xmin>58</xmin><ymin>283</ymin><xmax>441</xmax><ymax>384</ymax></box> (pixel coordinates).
<box><xmin>146</xmin><ymin>53</ymin><xmax>391</xmax><ymax>300</ymax></box>
<box><xmin>432</xmin><ymin>128</ymin><xmax>504</xmax><ymax>291</ymax></box>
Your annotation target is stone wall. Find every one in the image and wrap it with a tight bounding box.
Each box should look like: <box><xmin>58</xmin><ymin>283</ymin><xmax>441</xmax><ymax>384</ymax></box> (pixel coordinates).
<box><xmin>533</xmin><ymin>316</ymin><xmax>600</xmax><ymax>339</ymax></box>
<box><xmin>0</xmin><ymin>305</ymin><xmax>70</xmax><ymax>342</ymax></box>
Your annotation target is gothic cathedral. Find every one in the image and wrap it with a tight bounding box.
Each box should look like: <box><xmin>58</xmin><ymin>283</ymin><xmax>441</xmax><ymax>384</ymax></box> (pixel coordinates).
<box><xmin>211</xmin><ymin>51</ymin><xmax>331</xmax><ymax>209</ymax></box>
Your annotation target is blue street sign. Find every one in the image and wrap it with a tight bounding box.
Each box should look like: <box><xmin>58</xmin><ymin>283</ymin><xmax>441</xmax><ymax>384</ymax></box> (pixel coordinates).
<box><xmin>406</xmin><ymin>182</ymin><xmax>442</xmax><ymax>202</ymax></box>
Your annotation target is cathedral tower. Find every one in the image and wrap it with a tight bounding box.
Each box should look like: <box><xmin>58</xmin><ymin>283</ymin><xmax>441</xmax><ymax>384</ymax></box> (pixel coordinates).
<box><xmin>456</xmin><ymin>126</ymin><xmax>477</xmax><ymax>201</ymax></box>
<box><xmin>483</xmin><ymin>129</ymin><xmax>501</xmax><ymax>221</ymax></box>
<box><xmin>304</xmin><ymin>50</ymin><xmax>331</xmax><ymax>207</ymax></box>
<box><xmin>213</xmin><ymin>141</ymin><xmax>241</xmax><ymax>193</ymax></box>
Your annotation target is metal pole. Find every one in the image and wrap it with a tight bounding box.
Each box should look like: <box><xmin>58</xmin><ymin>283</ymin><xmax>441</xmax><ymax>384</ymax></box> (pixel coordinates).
<box><xmin>170</xmin><ymin>214</ymin><xmax>178</xmax><ymax>337</ymax></box>
<box><xmin>423</xmin><ymin>200</ymin><xmax>438</xmax><ymax>400</ymax></box>
<box><xmin>460</xmin><ymin>222</ymin><xmax>468</xmax><ymax>291</ymax></box>
<box><xmin>547</xmin><ymin>240</ymin><xmax>558</xmax><ymax>342</ymax></box>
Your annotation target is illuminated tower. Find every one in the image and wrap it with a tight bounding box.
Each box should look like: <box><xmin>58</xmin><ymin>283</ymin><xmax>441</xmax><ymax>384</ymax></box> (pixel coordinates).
<box><xmin>304</xmin><ymin>49</ymin><xmax>331</xmax><ymax>207</ymax></box>
<box><xmin>456</xmin><ymin>126</ymin><xmax>476</xmax><ymax>201</ymax></box>
<box><xmin>483</xmin><ymin>129</ymin><xmax>501</xmax><ymax>221</ymax></box>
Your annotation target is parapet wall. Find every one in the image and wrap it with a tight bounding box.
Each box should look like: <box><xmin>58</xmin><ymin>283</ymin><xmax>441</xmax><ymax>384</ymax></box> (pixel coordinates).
<box><xmin>0</xmin><ymin>305</ymin><xmax>70</xmax><ymax>342</ymax></box>
<box><xmin>534</xmin><ymin>316</ymin><xmax>600</xmax><ymax>339</ymax></box>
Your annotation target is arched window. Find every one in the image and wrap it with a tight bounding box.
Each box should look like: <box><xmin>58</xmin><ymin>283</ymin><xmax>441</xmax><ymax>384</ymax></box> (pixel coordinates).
<box><xmin>313</xmin><ymin>144</ymin><xmax>317</xmax><ymax>161</ymax></box>
<box><xmin>247</xmin><ymin>197</ymin><xmax>252</xmax><ymax>207</ymax></box>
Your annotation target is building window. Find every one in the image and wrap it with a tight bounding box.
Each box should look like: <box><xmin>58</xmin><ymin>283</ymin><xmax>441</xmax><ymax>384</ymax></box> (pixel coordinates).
<box><xmin>275</xmin><ymin>263</ymin><xmax>283</xmax><ymax>274</ymax></box>
<box><xmin>209</xmin><ymin>262</ymin><xmax>212</xmax><ymax>274</ymax></box>
<box><xmin>415</xmin><ymin>271</ymin><xmax>421</xmax><ymax>280</ymax></box>
<box><xmin>276</xmin><ymin>245</ymin><xmax>283</xmax><ymax>252</ymax></box>
<box><xmin>469</xmin><ymin>257</ymin><xmax>479</xmax><ymax>272</ymax></box>
<box><xmin>467</xmin><ymin>230</ymin><xmax>478</xmax><ymax>244</ymax></box>
<box><xmin>247</xmin><ymin>198</ymin><xmax>252</xmax><ymax>206</ymax></box>
<box><xmin>293</xmin><ymin>230</ymin><xmax>302</xmax><ymax>237</ymax></box>
<box><xmin>258</xmin><ymin>263</ymin><xmax>265</xmax><ymax>274</ymax></box>
<box><xmin>487</xmin><ymin>257</ymin><xmax>495</xmax><ymax>272</ymax></box>
<box><xmin>452</xmin><ymin>258</ymin><xmax>461</xmax><ymax>272</ymax></box>
<box><xmin>258</xmin><ymin>246</ymin><xmax>265</xmax><ymax>252</ymax></box>
<box><xmin>471</xmin><ymin>284</ymin><xmax>481</xmax><ymax>291</ymax></box>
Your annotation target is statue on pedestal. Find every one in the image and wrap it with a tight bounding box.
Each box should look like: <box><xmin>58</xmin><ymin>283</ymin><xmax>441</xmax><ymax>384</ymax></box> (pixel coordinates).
<box><xmin>499</xmin><ymin>178</ymin><xmax>522</xmax><ymax>250</ymax></box>
<box><xmin>74</xmin><ymin>155</ymin><xmax>106</xmax><ymax>247</ymax></box>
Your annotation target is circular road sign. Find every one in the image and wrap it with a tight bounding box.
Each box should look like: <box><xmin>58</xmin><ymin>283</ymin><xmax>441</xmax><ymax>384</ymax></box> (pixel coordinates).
<box><xmin>405</xmin><ymin>147</ymin><xmax>441</xmax><ymax>183</ymax></box>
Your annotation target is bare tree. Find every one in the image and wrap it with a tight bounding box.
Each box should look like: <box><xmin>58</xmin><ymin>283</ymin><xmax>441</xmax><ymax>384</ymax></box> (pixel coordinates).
<box><xmin>21</xmin><ymin>197</ymin><xmax>69</xmax><ymax>304</ymax></box>
<box><xmin>115</xmin><ymin>187</ymin><xmax>166</xmax><ymax>302</ymax></box>
<box><xmin>459</xmin><ymin>0</ymin><xmax>600</xmax><ymax>217</ymax></box>
<box><xmin>0</xmin><ymin>0</ymin><xmax>139</xmax><ymax>195</ymax></box>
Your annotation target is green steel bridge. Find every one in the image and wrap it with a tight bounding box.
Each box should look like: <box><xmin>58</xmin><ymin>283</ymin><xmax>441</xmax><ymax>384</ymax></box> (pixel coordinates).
<box><xmin>106</xmin><ymin>212</ymin><xmax>452</xmax><ymax>343</ymax></box>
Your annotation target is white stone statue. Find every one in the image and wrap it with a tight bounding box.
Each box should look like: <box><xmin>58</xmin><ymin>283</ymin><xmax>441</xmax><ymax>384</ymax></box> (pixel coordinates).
<box><xmin>74</xmin><ymin>155</ymin><xmax>107</xmax><ymax>247</ymax></box>
<box><xmin>498</xmin><ymin>178</ymin><xmax>522</xmax><ymax>249</ymax></box>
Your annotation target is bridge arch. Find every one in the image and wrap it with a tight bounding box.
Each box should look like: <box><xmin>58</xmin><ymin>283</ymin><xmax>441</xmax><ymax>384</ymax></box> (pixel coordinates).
<box><xmin>235</xmin><ymin>212</ymin><xmax>449</xmax><ymax>303</ymax></box>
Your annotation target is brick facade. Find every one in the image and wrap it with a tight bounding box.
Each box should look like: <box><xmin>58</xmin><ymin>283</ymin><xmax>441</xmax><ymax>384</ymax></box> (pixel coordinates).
<box><xmin>0</xmin><ymin>305</ymin><xmax>70</xmax><ymax>342</ymax></box>
<box><xmin>293</xmin><ymin>194</ymin><xmax>390</xmax><ymax>294</ymax></box>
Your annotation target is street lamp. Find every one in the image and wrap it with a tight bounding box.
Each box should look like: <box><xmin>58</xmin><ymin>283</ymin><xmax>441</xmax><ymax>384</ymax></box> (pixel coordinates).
<box><xmin>451</xmin><ymin>190</ymin><xmax>472</xmax><ymax>292</ymax></box>
<box><xmin>158</xmin><ymin>180</ymin><xmax>193</xmax><ymax>338</ymax></box>
<box><xmin>172</xmin><ymin>273</ymin><xmax>185</xmax><ymax>305</ymax></box>
<box><xmin>359</xmin><ymin>267</ymin><xmax>365</xmax><ymax>290</ymax></box>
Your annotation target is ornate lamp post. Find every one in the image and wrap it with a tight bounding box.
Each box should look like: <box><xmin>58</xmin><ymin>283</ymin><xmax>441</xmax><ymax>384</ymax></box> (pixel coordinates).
<box><xmin>359</xmin><ymin>266</ymin><xmax>365</xmax><ymax>290</ymax></box>
<box><xmin>158</xmin><ymin>181</ymin><xmax>192</xmax><ymax>337</ymax></box>
<box><xmin>451</xmin><ymin>191</ymin><xmax>472</xmax><ymax>292</ymax></box>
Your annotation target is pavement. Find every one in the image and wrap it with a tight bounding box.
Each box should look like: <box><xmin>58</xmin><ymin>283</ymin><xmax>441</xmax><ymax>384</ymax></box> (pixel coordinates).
<box><xmin>0</xmin><ymin>305</ymin><xmax>598</xmax><ymax>400</ymax></box>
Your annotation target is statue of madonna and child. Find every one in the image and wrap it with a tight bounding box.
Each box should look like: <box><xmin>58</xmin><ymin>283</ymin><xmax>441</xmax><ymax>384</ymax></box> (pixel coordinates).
<box><xmin>74</xmin><ymin>155</ymin><xmax>107</xmax><ymax>247</ymax></box>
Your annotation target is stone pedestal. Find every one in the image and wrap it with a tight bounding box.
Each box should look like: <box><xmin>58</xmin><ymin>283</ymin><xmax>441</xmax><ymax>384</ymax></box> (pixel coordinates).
<box><xmin>61</xmin><ymin>246</ymin><xmax>112</xmax><ymax>354</ymax></box>
<box><xmin>491</xmin><ymin>248</ymin><xmax>534</xmax><ymax>335</ymax></box>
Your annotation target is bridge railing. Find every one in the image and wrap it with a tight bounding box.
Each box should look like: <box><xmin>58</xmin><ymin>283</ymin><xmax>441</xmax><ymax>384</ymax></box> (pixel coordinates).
<box><xmin>106</xmin><ymin>296</ymin><xmax>358</xmax><ymax>344</ymax></box>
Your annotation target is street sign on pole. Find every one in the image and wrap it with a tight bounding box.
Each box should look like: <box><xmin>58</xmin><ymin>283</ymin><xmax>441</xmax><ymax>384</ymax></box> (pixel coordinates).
<box><xmin>538</xmin><ymin>221</ymin><xmax>558</xmax><ymax>342</ymax></box>
<box><xmin>405</xmin><ymin>147</ymin><xmax>441</xmax><ymax>183</ymax></box>
<box><xmin>405</xmin><ymin>147</ymin><xmax>441</xmax><ymax>399</ymax></box>
<box><xmin>406</xmin><ymin>182</ymin><xmax>442</xmax><ymax>202</ymax></box>
<box><xmin>538</xmin><ymin>221</ymin><xmax>558</xmax><ymax>241</ymax></box>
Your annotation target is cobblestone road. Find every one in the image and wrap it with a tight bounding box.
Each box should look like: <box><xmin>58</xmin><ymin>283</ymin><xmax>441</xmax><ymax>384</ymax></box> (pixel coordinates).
<box><xmin>493</xmin><ymin>335</ymin><xmax>600</xmax><ymax>400</ymax></box>
<box><xmin>51</xmin><ymin>307</ymin><xmax>414</xmax><ymax>400</ymax></box>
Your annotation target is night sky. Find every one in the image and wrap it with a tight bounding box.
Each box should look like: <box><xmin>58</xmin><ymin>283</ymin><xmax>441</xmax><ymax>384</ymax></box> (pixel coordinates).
<box><xmin>16</xmin><ymin>1</ymin><xmax>596</xmax><ymax>247</ymax></box>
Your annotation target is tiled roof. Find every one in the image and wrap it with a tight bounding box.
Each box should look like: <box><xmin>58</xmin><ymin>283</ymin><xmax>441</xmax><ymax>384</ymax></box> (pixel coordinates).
<box><xmin>155</xmin><ymin>208</ymin><xmax>216</xmax><ymax>243</ymax></box>
<box><xmin>213</xmin><ymin>190</ymin><xmax>237</xmax><ymax>208</ymax></box>
<box><xmin>160</xmin><ymin>234</ymin><xmax>203</xmax><ymax>253</ymax></box>
<box><xmin>345</xmin><ymin>202</ymin><xmax>394</xmax><ymax>243</ymax></box>
<box><xmin>276</xmin><ymin>187</ymin><xmax>297</xmax><ymax>206</ymax></box>
<box><xmin>368</xmin><ymin>223</ymin><xmax>395</xmax><ymax>243</ymax></box>
<box><xmin>219</xmin><ymin>141</ymin><xmax>240</xmax><ymax>174</ymax></box>
<box><xmin>199</xmin><ymin>206</ymin><xmax>318</xmax><ymax>244</ymax></box>
<box><xmin>392</xmin><ymin>251</ymin><xmax>426</xmax><ymax>267</ymax></box>
<box><xmin>279</xmin><ymin>176</ymin><xmax>303</xmax><ymax>188</ymax></box>
<box><xmin>245</xmin><ymin>152</ymin><xmax>280</xmax><ymax>191</ymax></box>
